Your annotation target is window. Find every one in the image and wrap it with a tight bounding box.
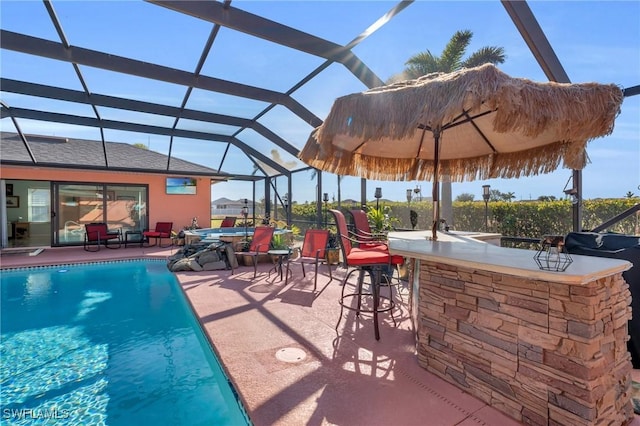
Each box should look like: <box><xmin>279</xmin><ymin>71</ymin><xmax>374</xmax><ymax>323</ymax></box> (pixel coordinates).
<box><xmin>28</xmin><ymin>188</ymin><xmax>50</xmax><ymax>223</ymax></box>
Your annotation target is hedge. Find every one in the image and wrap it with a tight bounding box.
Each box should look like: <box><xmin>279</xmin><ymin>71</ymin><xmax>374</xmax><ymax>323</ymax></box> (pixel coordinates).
<box><xmin>288</xmin><ymin>198</ymin><xmax>639</xmax><ymax>240</ymax></box>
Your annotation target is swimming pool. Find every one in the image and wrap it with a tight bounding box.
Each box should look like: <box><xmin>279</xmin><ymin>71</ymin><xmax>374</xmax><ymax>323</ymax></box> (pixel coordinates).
<box><xmin>0</xmin><ymin>260</ymin><xmax>251</xmax><ymax>425</ymax></box>
<box><xmin>185</xmin><ymin>227</ymin><xmax>292</xmax><ymax>246</ymax></box>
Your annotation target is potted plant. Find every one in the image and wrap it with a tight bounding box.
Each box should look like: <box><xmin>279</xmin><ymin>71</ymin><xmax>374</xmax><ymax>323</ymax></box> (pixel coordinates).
<box><xmin>269</xmin><ymin>233</ymin><xmax>290</xmax><ymax>264</ymax></box>
<box><xmin>366</xmin><ymin>206</ymin><xmax>397</xmax><ymax>237</ymax></box>
<box><xmin>326</xmin><ymin>231</ymin><xmax>340</xmax><ymax>265</ymax></box>
<box><xmin>235</xmin><ymin>237</ymin><xmax>252</xmax><ymax>266</ymax></box>
<box><xmin>270</xmin><ymin>234</ymin><xmax>289</xmax><ymax>250</ymax></box>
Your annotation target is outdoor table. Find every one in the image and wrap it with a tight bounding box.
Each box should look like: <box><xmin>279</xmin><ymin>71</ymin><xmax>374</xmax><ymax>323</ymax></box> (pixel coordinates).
<box><xmin>124</xmin><ymin>230</ymin><xmax>144</xmax><ymax>248</ymax></box>
<box><xmin>268</xmin><ymin>249</ymin><xmax>292</xmax><ymax>281</ymax></box>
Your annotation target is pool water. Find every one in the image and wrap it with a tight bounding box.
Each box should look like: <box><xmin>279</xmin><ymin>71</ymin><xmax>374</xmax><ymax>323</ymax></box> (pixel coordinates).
<box><xmin>0</xmin><ymin>261</ymin><xmax>251</xmax><ymax>426</ymax></box>
<box><xmin>191</xmin><ymin>227</ymin><xmax>291</xmax><ymax>243</ymax></box>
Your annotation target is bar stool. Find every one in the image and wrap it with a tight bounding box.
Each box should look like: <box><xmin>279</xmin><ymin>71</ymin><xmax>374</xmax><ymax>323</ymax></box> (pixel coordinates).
<box><xmin>330</xmin><ymin>209</ymin><xmax>404</xmax><ymax>340</ymax></box>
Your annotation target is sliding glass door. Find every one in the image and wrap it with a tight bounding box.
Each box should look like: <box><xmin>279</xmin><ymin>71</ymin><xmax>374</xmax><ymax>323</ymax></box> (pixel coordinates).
<box><xmin>53</xmin><ymin>183</ymin><xmax>148</xmax><ymax>246</ymax></box>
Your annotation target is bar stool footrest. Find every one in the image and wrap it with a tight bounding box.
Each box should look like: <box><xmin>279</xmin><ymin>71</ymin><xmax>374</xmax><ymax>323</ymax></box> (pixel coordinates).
<box><xmin>338</xmin><ymin>293</ymin><xmax>395</xmax><ymax>315</ymax></box>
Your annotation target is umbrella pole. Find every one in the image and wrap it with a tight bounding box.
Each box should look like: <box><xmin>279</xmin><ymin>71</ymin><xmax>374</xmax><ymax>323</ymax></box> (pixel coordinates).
<box><xmin>431</xmin><ymin>129</ymin><xmax>440</xmax><ymax>241</ymax></box>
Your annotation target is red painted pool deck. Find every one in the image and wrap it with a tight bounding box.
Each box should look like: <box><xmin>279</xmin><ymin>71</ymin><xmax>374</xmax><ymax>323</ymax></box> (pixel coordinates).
<box><xmin>2</xmin><ymin>246</ymin><xmax>639</xmax><ymax>426</ymax></box>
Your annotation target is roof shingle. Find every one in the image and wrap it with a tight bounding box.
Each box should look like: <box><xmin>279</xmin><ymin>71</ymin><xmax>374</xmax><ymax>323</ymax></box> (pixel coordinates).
<box><xmin>0</xmin><ymin>132</ymin><xmax>226</xmax><ymax>178</ymax></box>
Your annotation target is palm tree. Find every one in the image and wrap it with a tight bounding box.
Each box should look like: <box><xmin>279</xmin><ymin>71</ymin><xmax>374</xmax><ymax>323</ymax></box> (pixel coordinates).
<box><xmin>390</xmin><ymin>30</ymin><xmax>506</xmax><ymax>226</ymax></box>
<box><xmin>503</xmin><ymin>191</ymin><xmax>516</xmax><ymax>202</ymax></box>
<box><xmin>388</xmin><ymin>30</ymin><xmax>505</xmax><ymax>83</ymax></box>
<box><xmin>489</xmin><ymin>189</ymin><xmax>503</xmax><ymax>202</ymax></box>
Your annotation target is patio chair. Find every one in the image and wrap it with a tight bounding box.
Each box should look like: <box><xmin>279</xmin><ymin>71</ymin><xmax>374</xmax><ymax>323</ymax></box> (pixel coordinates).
<box><xmin>84</xmin><ymin>222</ymin><xmax>122</xmax><ymax>252</ymax></box>
<box><xmin>285</xmin><ymin>229</ymin><xmax>332</xmax><ymax>291</ymax></box>
<box><xmin>143</xmin><ymin>222</ymin><xmax>173</xmax><ymax>247</ymax></box>
<box><xmin>349</xmin><ymin>209</ymin><xmax>387</xmax><ymax>246</ymax></box>
<box><xmin>220</xmin><ymin>216</ymin><xmax>237</xmax><ymax>228</ymax></box>
<box><xmin>236</xmin><ymin>226</ymin><xmax>275</xmax><ymax>278</ymax></box>
<box><xmin>330</xmin><ymin>209</ymin><xmax>404</xmax><ymax>340</ymax></box>
<box><xmin>350</xmin><ymin>209</ymin><xmax>404</xmax><ymax>301</ymax></box>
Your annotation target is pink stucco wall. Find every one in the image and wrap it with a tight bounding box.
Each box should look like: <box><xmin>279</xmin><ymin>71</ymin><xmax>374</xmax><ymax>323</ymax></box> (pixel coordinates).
<box><xmin>1</xmin><ymin>166</ymin><xmax>212</xmax><ymax>232</ymax></box>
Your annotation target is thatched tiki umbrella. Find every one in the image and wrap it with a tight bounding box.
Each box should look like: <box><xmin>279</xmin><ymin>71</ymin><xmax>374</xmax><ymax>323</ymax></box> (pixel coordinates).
<box><xmin>299</xmin><ymin>64</ymin><xmax>623</xmax><ymax>240</ymax></box>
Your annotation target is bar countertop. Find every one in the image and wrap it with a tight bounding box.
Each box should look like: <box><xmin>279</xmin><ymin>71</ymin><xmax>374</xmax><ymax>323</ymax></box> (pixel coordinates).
<box><xmin>388</xmin><ymin>230</ymin><xmax>632</xmax><ymax>285</ymax></box>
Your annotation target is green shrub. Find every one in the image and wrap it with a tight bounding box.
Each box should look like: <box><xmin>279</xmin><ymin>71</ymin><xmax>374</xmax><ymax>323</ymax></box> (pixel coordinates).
<box><xmin>288</xmin><ymin>198</ymin><xmax>639</xmax><ymax>238</ymax></box>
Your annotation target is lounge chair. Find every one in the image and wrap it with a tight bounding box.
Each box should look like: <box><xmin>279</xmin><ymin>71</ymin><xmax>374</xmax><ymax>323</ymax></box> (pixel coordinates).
<box><xmin>84</xmin><ymin>222</ymin><xmax>122</xmax><ymax>252</ymax></box>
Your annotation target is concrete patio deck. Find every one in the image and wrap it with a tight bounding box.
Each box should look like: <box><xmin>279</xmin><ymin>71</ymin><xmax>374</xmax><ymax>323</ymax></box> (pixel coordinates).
<box><xmin>2</xmin><ymin>245</ymin><xmax>638</xmax><ymax>425</ymax></box>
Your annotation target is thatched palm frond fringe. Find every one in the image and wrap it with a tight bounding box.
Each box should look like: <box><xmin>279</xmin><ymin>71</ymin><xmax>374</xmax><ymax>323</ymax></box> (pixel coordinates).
<box><xmin>299</xmin><ymin>63</ymin><xmax>623</xmax><ymax>182</ymax></box>
<box><xmin>300</xmin><ymin>140</ymin><xmax>572</xmax><ymax>182</ymax></box>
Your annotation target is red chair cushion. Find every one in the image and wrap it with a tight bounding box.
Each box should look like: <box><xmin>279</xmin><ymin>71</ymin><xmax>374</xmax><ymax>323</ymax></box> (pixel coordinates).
<box><xmin>359</xmin><ymin>242</ymin><xmax>388</xmax><ymax>250</ymax></box>
<box><xmin>346</xmin><ymin>247</ymin><xmax>403</xmax><ymax>266</ymax></box>
<box><xmin>143</xmin><ymin>231</ymin><xmax>169</xmax><ymax>238</ymax></box>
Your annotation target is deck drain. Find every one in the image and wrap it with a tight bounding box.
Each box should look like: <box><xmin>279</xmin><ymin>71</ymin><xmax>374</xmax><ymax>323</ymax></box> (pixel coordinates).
<box><xmin>275</xmin><ymin>347</ymin><xmax>306</xmax><ymax>363</ymax></box>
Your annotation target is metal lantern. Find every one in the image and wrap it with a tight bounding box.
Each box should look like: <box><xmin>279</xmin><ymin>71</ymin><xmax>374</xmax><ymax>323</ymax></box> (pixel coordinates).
<box><xmin>482</xmin><ymin>184</ymin><xmax>491</xmax><ymax>232</ymax></box>
<box><xmin>534</xmin><ymin>235</ymin><xmax>573</xmax><ymax>272</ymax></box>
<box><xmin>323</xmin><ymin>192</ymin><xmax>329</xmax><ymax>227</ymax></box>
<box><xmin>242</xmin><ymin>199</ymin><xmax>249</xmax><ymax>239</ymax></box>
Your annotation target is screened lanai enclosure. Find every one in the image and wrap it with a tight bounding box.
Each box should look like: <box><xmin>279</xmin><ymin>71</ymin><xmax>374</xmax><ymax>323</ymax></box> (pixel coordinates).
<box><xmin>1</xmin><ymin>0</ymin><xmax>638</xmax><ymax>232</ymax></box>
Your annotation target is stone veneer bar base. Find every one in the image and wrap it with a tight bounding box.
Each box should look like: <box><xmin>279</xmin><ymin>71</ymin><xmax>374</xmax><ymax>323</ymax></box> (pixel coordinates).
<box><xmin>415</xmin><ymin>260</ymin><xmax>634</xmax><ymax>425</ymax></box>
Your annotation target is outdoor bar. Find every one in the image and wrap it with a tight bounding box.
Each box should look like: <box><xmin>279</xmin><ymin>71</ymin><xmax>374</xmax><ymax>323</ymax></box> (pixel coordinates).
<box><xmin>388</xmin><ymin>230</ymin><xmax>634</xmax><ymax>425</ymax></box>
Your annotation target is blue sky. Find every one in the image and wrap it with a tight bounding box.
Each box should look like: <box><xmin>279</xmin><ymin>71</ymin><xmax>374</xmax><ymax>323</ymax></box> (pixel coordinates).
<box><xmin>1</xmin><ymin>1</ymin><xmax>638</xmax><ymax>203</ymax></box>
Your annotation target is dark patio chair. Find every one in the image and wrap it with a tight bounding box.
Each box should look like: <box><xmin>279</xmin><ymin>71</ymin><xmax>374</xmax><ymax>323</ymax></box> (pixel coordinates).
<box><xmin>84</xmin><ymin>222</ymin><xmax>122</xmax><ymax>252</ymax></box>
<box><xmin>236</xmin><ymin>226</ymin><xmax>275</xmax><ymax>278</ymax></box>
<box><xmin>285</xmin><ymin>229</ymin><xmax>332</xmax><ymax>291</ymax></box>
<box><xmin>330</xmin><ymin>209</ymin><xmax>404</xmax><ymax>340</ymax></box>
<box><xmin>143</xmin><ymin>222</ymin><xmax>173</xmax><ymax>247</ymax></box>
